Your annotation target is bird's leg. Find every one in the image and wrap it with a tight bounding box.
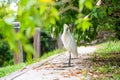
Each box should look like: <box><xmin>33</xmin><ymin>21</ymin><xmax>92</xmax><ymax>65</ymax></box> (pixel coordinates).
<box><xmin>68</xmin><ymin>52</ymin><xmax>71</xmax><ymax>67</ymax></box>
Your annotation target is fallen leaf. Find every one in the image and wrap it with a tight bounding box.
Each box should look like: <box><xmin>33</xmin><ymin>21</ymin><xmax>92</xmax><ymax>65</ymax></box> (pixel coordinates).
<box><xmin>53</xmin><ymin>78</ymin><xmax>59</xmax><ymax>80</ymax></box>
<box><xmin>61</xmin><ymin>72</ymin><xmax>71</xmax><ymax>78</ymax></box>
<box><xmin>44</xmin><ymin>64</ymin><xmax>56</xmax><ymax>69</ymax></box>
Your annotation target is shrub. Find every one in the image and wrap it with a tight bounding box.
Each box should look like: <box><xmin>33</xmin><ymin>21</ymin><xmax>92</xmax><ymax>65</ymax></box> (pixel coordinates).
<box><xmin>0</xmin><ymin>41</ymin><xmax>13</xmax><ymax>67</ymax></box>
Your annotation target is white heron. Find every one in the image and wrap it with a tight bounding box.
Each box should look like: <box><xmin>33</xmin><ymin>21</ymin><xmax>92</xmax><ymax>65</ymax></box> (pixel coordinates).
<box><xmin>61</xmin><ymin>24</ymin><xmax>78</xmax><ymax>67</ymax></box>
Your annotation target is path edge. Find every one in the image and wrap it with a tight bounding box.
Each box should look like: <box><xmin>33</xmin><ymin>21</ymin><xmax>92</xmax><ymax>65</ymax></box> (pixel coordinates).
<box><xmin>1</xmin><ymin>52</ymin><xmax>64</xmax><ymax>80</ymax></box>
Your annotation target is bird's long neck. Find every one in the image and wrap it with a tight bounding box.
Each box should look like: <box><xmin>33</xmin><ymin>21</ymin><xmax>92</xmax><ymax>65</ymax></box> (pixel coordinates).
<box><xmin>63</xmin><ymin>28</ymin><xmax>67</xmax><ymax>34</ymax></box>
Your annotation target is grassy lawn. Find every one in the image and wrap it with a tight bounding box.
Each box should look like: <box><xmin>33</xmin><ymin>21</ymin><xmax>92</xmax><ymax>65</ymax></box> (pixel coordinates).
<box><xmin>94</xmin><ymin>41</ymin><xmax>120</xmax><ymax>58</ymax></box>
<box><xmin>0</xmin><ymin>49</ymin><xmax>63</xmax><ymax>78</ymax></box>
<box><xmin>0</xmin><ymin>63</ymin><xmax>26</xmax><ymax>78</ymax></box>
<box><xmin>90</xmin><ymin>41</ymin><xmax>120</xmax><ymax>79</ymax></box>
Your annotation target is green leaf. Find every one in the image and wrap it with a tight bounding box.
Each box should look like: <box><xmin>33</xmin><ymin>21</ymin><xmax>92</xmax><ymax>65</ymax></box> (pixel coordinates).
<box><xmin>79</xmin><ymin>0</ymin><xmax>86</xmax><ymax>4</ymax></box>
<box><xmin>93</xmin><ymin>13</ymin><xmax>98</xmax><ymax>18</ymax></box>
<box><xmin>79</xmin><ymin>0</ymin><xmax>86</xmax><ymax>11</ymax></box>
<box><xmin>85</xmin><ymin>0</ymin><xmax>93</xmax><ymax>9</ymax></box>
<box><xmin>82</xmin><ymin>19</ymin><xmax>92</xmax><ymax>31</ymax></box>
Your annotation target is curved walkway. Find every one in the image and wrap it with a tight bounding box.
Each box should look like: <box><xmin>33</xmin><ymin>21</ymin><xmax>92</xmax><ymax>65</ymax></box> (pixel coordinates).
<box><xmin>2</xmin><ymin>46</ymin><xmax>96</xmax><ymax>80</ymax></box>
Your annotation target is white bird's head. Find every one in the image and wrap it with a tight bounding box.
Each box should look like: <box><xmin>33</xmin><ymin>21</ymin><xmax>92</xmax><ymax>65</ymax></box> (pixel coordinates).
<box><xmin>63</xmin><ymin>24</ymin><xmax>69</xmax><ymax>31</ymax></box>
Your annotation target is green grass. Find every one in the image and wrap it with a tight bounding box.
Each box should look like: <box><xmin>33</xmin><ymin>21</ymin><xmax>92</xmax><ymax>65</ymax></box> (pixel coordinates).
<box><xmin>90</xmin><ymin>41</ymin><xmax>120</xmax><ymax>79</ymax></box>
<box><xmin>94</xmin><ymin>41</ymin><xmax>120</xmax><ymax>58</ymax></box>
<box><xmin>0</xmin><ymin>63</ymin><xmax>26</xmax><ymax>78</ymax></box>
<box><xmin>96</xmin><ymin>41</ymin><xmax>120</xmax><ymax>53</ymax></box>
<box><xmin>0</xmin><ymin>49</ymin><xmax>64</xmax><ymax>78</ymax></box>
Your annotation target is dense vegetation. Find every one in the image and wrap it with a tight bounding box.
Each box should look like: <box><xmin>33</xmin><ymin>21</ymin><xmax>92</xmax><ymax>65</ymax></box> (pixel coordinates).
<box><xmin>0</xmin><ymin>41</ymin><xmax>13</xmax><ymax>66</ymax></box>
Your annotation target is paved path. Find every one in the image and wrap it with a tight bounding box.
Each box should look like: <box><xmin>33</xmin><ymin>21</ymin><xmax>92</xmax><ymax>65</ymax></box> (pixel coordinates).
<box><xmin>2</xmin><ymin>46</ymin><xmax>96</xmax><ymax>80</ymax></box>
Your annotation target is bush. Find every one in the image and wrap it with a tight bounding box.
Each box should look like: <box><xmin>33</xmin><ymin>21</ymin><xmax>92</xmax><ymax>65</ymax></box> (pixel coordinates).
<box><xmin>40</xmin><ymin>31</ymin><xmax>57</xmax><ymax>55</ymax></box>
<box><xmin>0</xmin><ymin>41</ymin><xmax>13</xmax><ymax>67</ymax></box>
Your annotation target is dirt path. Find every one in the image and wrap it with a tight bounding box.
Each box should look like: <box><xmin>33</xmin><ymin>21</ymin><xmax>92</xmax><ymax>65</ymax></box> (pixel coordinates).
<box><xmin>2</xmin><ymin>46</ymin><xmax>97</xmax><ymax>80</ymax></box>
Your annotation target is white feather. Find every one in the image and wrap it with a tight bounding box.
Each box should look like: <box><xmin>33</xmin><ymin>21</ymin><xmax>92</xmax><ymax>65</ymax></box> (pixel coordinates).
<box><xmin>61</xmin><ymin>24</ymin><xmax>78</xmax><ymax>57</ymax></box>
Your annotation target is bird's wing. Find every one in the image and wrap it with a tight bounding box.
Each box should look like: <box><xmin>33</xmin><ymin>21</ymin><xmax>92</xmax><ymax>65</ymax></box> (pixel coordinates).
<box><xmin>67</xmin><ymin>31</ymin><xmax>78</xmax><ymax>57</ymax></box>
<box><xmin>62</xmin><ymin>31</ymin><xmax>78</xmax><ymax>55</ymax></box>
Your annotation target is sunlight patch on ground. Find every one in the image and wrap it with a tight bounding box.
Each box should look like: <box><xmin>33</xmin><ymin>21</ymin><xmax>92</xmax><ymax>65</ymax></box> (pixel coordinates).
<box><xmin>77</xmin><ymin>46</ymin><xmax>96</xmax><ymax>54</ymax></box>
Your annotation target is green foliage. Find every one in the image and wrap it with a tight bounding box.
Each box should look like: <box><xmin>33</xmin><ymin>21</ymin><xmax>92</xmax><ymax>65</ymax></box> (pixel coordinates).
<box><xmin>79</xmin><ymin>0</ymin><xmax>93</xmax><ymax>11</ymax></box>
<box><xmin>40</xmin><ymin>31</ymin><xmax>57</xmax><ymax>54</ymax></box>
<box><xmin>0</xmin><ymin>63</ymin><xmax>26</xmax><ymax>78</ymax></box>
<box><xmin>17</xmin><ymin>0</ymin><xmax>60</xmax><ymax>61</ymax></box>
<box><xmin>113</xmin><ymin>74</ymin><xmax>120</xmax><ymax>80</ymax></box>
<box><xmin>76</xmin><ymin>16</ymin><xmax>92</xmax><ymax>31</ymax></box>
<box><xmin>95</xmin><ymin>41</ymin><xmax>120</xmax><ymax>58</ymax></box>
<box><xmin>0</xmin><ymin>41</ymin><xmax>13</xmax><ymax>67</ymax></box>
<box><xmin>92</xmin><ymin>41</ymin><xmax>120</xmax><ymax>61</ymax></box>
<box><xmin>0</xmin><ymin>0</ymin><xmax>59</xmax><ymax>61</ymax></box>
<box><xmin>91</xmin><ymin>62</ymin><xmax>120</xmax><ymax>79</ymax></box>
<box><xmin>74</xmin><ymin>0</ymin><xmax>120</xmax><ymax>43</ymax></box>
<box><xmin>51</xmin><ymin>0</ymin><xmax>94</xmax><ymax>43</ymax></box>
<box><xmin>90</xmin><ymin>0</ymin><xmax>120</xmax><ymax>39</ymax></box>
